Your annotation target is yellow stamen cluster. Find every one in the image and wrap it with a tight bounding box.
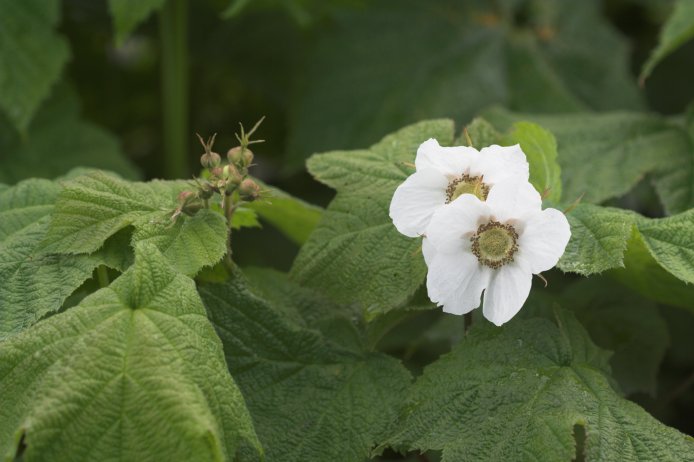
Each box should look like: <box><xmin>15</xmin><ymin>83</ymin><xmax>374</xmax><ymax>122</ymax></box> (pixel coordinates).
<box><xmin>470</xmin><ymin>221</ymin><xmax>519</xmax><ymax>269</ymax></box>
<box><xmin>445</xmin><ymin>174</ymin><xmax>490</xmax><ymax>203</ymax></box>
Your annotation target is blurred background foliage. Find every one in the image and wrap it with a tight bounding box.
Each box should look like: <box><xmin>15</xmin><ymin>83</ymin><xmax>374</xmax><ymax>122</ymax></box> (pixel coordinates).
<box><xmin>2</xmin><ymin>0</ymin><xmax>694</xmax><ymax>448</ymax></box>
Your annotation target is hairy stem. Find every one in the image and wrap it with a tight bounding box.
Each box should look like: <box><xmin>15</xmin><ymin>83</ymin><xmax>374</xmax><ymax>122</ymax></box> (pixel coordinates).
<box><xmin>223</xmin><ymin>193</ymin><xmax>235</xmax><ymax>269</ymax></box>
<box><xmin>159</xmin><ymin>0</ymin><xmax>189</xmax><ymax>179</ymax></box>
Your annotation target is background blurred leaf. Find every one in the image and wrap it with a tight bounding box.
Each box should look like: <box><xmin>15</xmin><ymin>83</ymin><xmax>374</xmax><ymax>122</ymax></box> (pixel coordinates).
<box><xmin>0</xmin><ymin>85</ymin><xmax>140</xmax><ymax>184</ymax></box>
<box><xmin>108</xmin><ymin>0</ymin><xmax>167</xmax><ymax>45</ymax></box>
<box><xmin>640</xmin><ymin>0</ymin><xmax>694</xmax><ymax>83</ymax></box>
<box><xmin>0</xmin><ymin>0</ymin><xmax>70</xmax><ymax>132</ymax></box>
<box><xmin>285</xmin><ymin>0</ymin><xmax>642</xmax><ymax>171</ymax></box>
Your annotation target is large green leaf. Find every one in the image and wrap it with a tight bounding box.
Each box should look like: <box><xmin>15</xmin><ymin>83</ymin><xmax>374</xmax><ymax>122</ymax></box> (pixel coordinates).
<box><xmin>0</xmin><ymin>179</ymin><xmax>125</xmax><ymax>340</ymax></box>
<box><xmin>200</xmin><ymin>272</ymin><xmax>411</xmax><ymax>462</ymax></box>
<box><xmin>249</xmin><ymin>180</ymin><xmax>323</xmax><ymax>245</ymax></box>
<box><xmin>41</xmin><ymin>171</ymin><xmax>230</xmax><ymax>276</ymax></box>
<box><xmin>0</xmin><ymin>86</ymin><xmax>140</xmax><ymax>184</ymax></box>
<box><xmin>108</xmin><ymin>0</ymin><xmax>167</xmax><ymax>45</ymax></box>
<box><xmin>291</xmin><ymin>120</ymin><xmax>454</xmax><ymax>313</ymax></box>
<box><xmin>286</xmin><ymin>0</ymin><xmax>642</xmax><ymax>171</ymax></box>
<box><xmin>0</xmin><ymin>0</ymin><xmax>69</xmax><ymax>131</ymax></box>
<box><xmin>501</xmin><ymin>121</ymin><xmax>562</xmax><ymax>202</ymax></box>
<box><xmin>386</xmin><ymin>309</ymin><xmax>694</xmax><ymax>461</ymax></box>
<box><xmin>561</xmin><ymin>278</ymin><xmax>669</xmax><ymax>395</ymax></box>
<box><xmin>640</xmin><ymin>0</ymin><xmax>694</xmax><ymax>82</ymax></box>
<box><xmin>483</xmin><ymin>107</ymin><xmax>693</xmax><ymax>213</ymax></box>
<box><xmin>0</xmin><ymin>244</ymin><xmax>261</xmax><ymax>461</ymax></box>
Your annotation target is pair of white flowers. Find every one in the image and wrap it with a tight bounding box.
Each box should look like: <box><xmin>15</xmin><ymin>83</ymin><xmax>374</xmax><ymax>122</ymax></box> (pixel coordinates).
<box><xmin>389</xmin><ymin>139</ymin><xmax>571</xmax><ymax>326</ymax></box>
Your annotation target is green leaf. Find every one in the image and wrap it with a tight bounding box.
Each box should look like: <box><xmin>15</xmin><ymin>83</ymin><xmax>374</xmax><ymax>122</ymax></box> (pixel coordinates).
<box><xmin>558</xmin><ymin>204</ymin><xmax>635</xmax><ymax>275</ymax></box>
<box><xmin>640</xmin><ymin>0</ymin><xmax>694</xmax><ymax>83</ymax></box>
<box><xmin>286</xmin><ymin>0</ymin><xmax>642</xmax><ymax>171</ymax></box>
<box><xmin>501</xmin><ymin>121</ymin><xmax>562</xmax><ymax>202</ymax></box>
<box><xmin>291</xmin><ymin>120</ymin><xmax>454</xmax><ymax>313</ymax></box>
<box><xmin>0</xmin><ymin>86</ymin><xmax>140</xmax><ymax>184</ymax></box>
<box><xmin>132</xmin><ymin>209</ymin><xmax>228</xmax><ymax>276</ymax></box>
<box><xmin>611</xmin><ymin>227</ymin><xmax>694</xmax><ymax>311</ymax></box>
<box><xmin>561</xmin><ymin>278</ymin><xmax>669</xmax><ymax>395</ymax></box>
<box><xmin>42</xmin><ymin>171</ymin><xmax>228</xmax><ymax>275</ymax></box>
<box><xmin>0</xmin><ymin>0</ymin><xmax>70</xmax><ymax>131</ymax></box>
<box><xmin>637</xmin><ymin>208</ymin><xmax>694</xmax><ymax>284</ymax></box>
<box><xmin>483</xmin><ymin>107</ymin><xmax>693</xmax><ymax>212</ymax></box>
<box><xmin>461</xmin><ymin>117</ymin><xmax>501</xmax><ymax>149</ymax></box>
<box><xmin>386</xmin><ymin>309</ymin><xmax>694</xmax><ymax>461</ymax></box>
<box><xmin>0</xmin><ymin>179</ymin><xmax>126</xmax><ymax>340</ymax></box>
<box><xmin>108</xmin><ymin>0</ymin><xmax>167</xmax><ymax>45</ymax></box>
<box><xmin>249</xmin><ymin>180</ymin><xmax>323</xmax><ymax>245</ymax></box>
<box><xmin>0</xmin><ymin>244</ymin><xmax>261</xmax><ymax>461</ymax></box>
<box><xmin>200</xmin><ymin>273</ymin><xmax>411</xmax><ymax>462</ymax></box>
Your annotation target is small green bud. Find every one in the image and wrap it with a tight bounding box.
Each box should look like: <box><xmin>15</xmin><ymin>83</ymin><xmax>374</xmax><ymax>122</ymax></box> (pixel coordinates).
<box><xmin>227</xmin><ymin>164</ymin><xmax>244</xmax><ymax>185</ymax></box>
<box><xmin>238</xmin><ymin>178</ymin><xmax>260</xmax><ymax>201</ymax></box>
<box><xmin>200</xmin><ymin>151</ymin><xmax>221</xmax><ymax>169</ymax></box>
<box><xmin>227</xmin><ymin>147</ymin><xmax>253</xmax><ymax>168</ymax></box>
<box><xmin>210</xmin><ymin>166</ymin><xmax>224</xmax><ymax>179</ymax></box>
<box><xmin>177</xmin><ymin>190</ymin><xmax>203</xmax><ymax>215</ymax></box>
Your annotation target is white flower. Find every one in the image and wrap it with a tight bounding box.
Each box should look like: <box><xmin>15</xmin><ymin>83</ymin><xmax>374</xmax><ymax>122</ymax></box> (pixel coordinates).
<box><xmin>389</xmin><ymin>138</ymin><xmax>529</xmax><ymax>238</ymax></box>
<box><xmin>423</xmin><ymin>180</ymin><xmax>570</xmax><ymax>326</ymax></box>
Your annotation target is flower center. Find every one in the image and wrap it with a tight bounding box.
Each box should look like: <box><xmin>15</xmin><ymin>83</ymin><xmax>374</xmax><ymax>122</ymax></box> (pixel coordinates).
<box><xmin>446</xmin><ymin>174</ymin><xmax>489</xmax><ymax>203</ymax></box>
<box><xmin>470</xmin><ymin>221</ymin><xmax>519</xmax><ymax>269</ymax></box>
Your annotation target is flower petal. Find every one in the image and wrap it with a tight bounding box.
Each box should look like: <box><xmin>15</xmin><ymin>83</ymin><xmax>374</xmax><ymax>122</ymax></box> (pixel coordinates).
<box><xmin>485</xmin><ymin>179</ymin><xmax>542</xmax><ymax>223</ymax></box>
<box><xmin>518</xmin><ymin>208</ymin><xmax>571</xmax><ymax>273</ymax></box>
<box><xmin>482</xmin><ymin>260</ymin><xmax>532</xmax><ymax>326</ymax></box>
<box><xmin>390</xmin><ymin>168</ymin><xmax>449</xmax><ymax>237</ymax></box>
<box><xmin>474</xmin><ymin>144</ymin><xmax>529</xmax><ymax>185</ymax></box>
<box><xmin>422</xmin><ymin>236</ymin><xmax>436</xmax><ymax>266</ymax></box>
<box><xmin>415</xmin><ymin>138</ymin><xmax>479</xmax><ymax>175</ymax></box>
<box><xmin>426</xmin><ymin>249</ymin><xmax>490</xmax><ymax>315</ymax></box>
<box><xmin>427</xmin><ymin>194</ymin><xmax>490</xmax><ymax>253</ymax></box>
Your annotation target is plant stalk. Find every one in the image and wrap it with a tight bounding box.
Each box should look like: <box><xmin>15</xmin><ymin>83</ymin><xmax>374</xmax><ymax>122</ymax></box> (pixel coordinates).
<box><xmin>96</xmin><ymin>266</ymin><xmax>110</xmax><ymax>288</ymax></box>
<box><xmin>159</xmin><ymin>0</ymin><xmax>189</xmax><ymax>179</ymax></box>
<box><xmin>223</xmin><ymin>193</ymin><xmax>235</xmax><ymax>269</ymax></box>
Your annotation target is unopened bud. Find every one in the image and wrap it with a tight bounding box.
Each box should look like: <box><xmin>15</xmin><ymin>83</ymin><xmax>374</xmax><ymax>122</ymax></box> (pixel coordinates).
<box><xmin>227</xmin><ymin>147</ymin><xmax>253</xmax><ymax>168</ymax></box>
<box><xmin>239</xmin><ymin>178</ymin><xmax>260</xmax><ymax>201</ymax></box>
<box><xmin>177</xmin><ymin>190</ymin><xmax>203</xmax><ymax>215</ymax></box>
<box><xmin>210</xmin><ymin>166</ymin><xmax>224</xmax><ymax>178</ymax></box>
<box><xmin>200</xmin><ymin>151</ymin><xmax>222</xmax><ymax>169</ymax></box>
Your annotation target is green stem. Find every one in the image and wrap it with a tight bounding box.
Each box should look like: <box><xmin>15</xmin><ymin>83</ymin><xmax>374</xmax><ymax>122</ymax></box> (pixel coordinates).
<box><xmin>159</xmin><ymin>0</ymin><xmax>189</xmax><ymax>179</ymax></box>
<box><xmin>223</xmin><ymin>193</ymin><xmax>236</xmax><ymax>270</ymax></box>
<box><xmin>96</xmin><ymin>266</ymin><xmax>110</xmax><ymax>288</ymax></box>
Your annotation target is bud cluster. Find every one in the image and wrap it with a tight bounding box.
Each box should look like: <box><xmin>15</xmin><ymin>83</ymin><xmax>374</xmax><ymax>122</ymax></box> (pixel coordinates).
<box><xmin>171</xmin><ymin>118</ymin><xmax>266</xmax><ymax>222</ymax></box>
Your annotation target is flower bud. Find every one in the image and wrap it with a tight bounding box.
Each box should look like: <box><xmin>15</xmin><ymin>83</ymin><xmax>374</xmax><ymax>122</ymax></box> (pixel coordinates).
<box><xmin>238</xmin><ymin>178</ymin><xmax>260</xmax><ymax>201</ymax></box>
<box><xmin>227</xmin><ymin>147</ymin><xmax>253</xmax><ymax>168</ymax></box>
<box><xmin>198</xmin><ymin>182</ymin><xmax>215</xmax><ymax>200</ymax></box>
<box><xmin>200</xmin><ymin>151</ymin><xmax>222</xmax><ymax>169</ymax></box>
<box><xmin>210</xmin><ymin>166</ymin><xmax>224</xmax><ymax>179</ymax></box>
<box><xmin>177</xmin><ymin>190</ymin><xmax>203</xmax><ymax>215</ymax></box>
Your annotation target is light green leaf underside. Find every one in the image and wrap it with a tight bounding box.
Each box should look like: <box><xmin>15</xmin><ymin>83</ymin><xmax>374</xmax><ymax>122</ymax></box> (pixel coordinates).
<box><xmin>249</xmin><ymin>180</ymin><xmax>323</xmax><ymax>245</ymax></box>
<box><xmin>640</xmin><ymin>0</ymin><xmax>694</xmax><ymax>82</ymax></box>
<box><xmin>0</xmin><ymin>0</ymin><xmax>69</xmax><ymax>132</ymax></box>
<box><xmin>483</xmin><ymin>107</ymin><xmax>694</xmax><ymax>214</ymax></box>
<box><xmin>286</xmin><ymin>0</ymin><xmax>642</xmax><ymax>171</ymax></box>
<box><xmin>386</xmin><ymin>309</ymin><xmax>694</xmax><ymax>462</ymax></box>
<box><xmin>561</xmin><ymin>278</ymin><xmax>669</xmax><ymax>396</ymax></box>
<box><xmin>502</xmin><ymin>121</ymin><xmax>562</xmax><ymax>202</ymax></box>
<box><xmin>0</xmin><ymin>179</ymin><xmax>124</xmax><ymax>340</ymax></box>
<box><xmin>42</xmin><ymin>171</ymin><xmax>228</xmax><ymax>276</ymax></box>
<box><xmin>0</xmin><ymin>245</ymin><xmax>261</xmax><ymax>462</ymax></box>
<box><xmin>291</xmin><ymin>119</ymin><xmax>454</xmax><ymax>313</ymax></box>
<box><xmin>0</xmin><ymin>86</ymin><xmax>140</xmax><ymax>184</ymax></box>
<box><xmin>108</xmin><ymin>0</ymin><xmax>167</xmax><ymax>45</ymax></box>
<box><xmin>200</xmin><ymin>273</ymin><xmax>411</xmax><ymax>462</ymax></box>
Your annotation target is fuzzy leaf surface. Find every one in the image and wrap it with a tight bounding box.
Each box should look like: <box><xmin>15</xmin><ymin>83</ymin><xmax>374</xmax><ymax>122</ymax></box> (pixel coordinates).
<box><xmin>0</xmin><ymin>245</ymin><xmax>261</xmax><ymax>462</ymax></box>
<box><xmin>42</xmin><ymin>171</ymin><xmax>229</xmax><ymax>275</ymax></box>
<box><xmin>291</xmin><ymin>120</ymin><xmax>454</xmax><ymax>312</ymax></box>
<box><xmin>0</xmin><ymin>0</ymin><xmax>69</xmax><ymax>131</ymax></box>
<box><xmin>286</xmin><ymin>0</ymin><xmax>642</xmax><ymax>170</ymax></box>
<box><xmin>0</xmin><ymin>179</ymin><xmax>125</xmax><ymax>339</ymax></box>
<box><xmin>0</xmin><ymin>86</ymin><xmax>139</xmax><ymax>184</ymax></box>
<box><xmin>200</xmin><ymin>273</ymin><xmax>411</xmax><ymax>462</ymax></box>
<box><xmin>386</xmin><ymin>310</ymin><xmax>694</xmax><ymax>461</ymax></box>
